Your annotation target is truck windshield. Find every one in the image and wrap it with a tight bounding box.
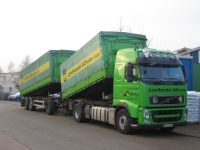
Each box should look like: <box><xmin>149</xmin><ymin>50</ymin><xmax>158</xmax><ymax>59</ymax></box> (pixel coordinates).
<box><xmin>140</xmin><ymin>65</ymin><xmax>185</xmax><ymax>84</ymax></box>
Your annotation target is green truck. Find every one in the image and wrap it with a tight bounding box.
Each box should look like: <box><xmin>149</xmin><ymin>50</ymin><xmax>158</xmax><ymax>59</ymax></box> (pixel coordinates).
<box><xmin>20</xmin><ymin>32</ymin><xmax>187</xmax><ymax>134</ymax></box>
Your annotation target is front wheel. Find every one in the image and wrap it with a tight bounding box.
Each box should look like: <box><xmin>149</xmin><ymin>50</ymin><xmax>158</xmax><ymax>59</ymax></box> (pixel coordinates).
<box><xmin>116</xmin><ymin>109</ymin><xmax>131</xmax><ymax>134</ymax></box>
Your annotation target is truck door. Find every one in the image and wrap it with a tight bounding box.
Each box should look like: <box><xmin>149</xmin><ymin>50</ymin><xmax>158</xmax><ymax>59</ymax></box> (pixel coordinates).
<box><xmin>113</xmin><ymin>51</ymin><xmax>140</xmax><ymax>118</ymax></box>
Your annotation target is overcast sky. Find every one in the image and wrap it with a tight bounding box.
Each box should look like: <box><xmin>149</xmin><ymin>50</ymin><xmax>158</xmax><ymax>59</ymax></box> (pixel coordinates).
<box><xmin>0</xmin><ymin>0</ymin><xmax>199</xmax><ymax>72</ymax></box>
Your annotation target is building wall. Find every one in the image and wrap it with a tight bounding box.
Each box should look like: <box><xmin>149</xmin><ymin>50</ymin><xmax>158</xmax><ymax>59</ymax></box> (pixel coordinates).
<box><xmin>190</xmin><ymin>50</ymin><xmax>199</xmax><ymax>63</ymax></box>
<box><xmin>180</xmin><ymin>58</ymin><xmax>193</xmax><ymax>91</ymax></box>
<box><xmin>192</xmin><ymin>64</ymin><xmax>200</xmax><ymax>92</ymax></box>
<box><xmin>0</xmin><ymin>72</ymin><xmax>19</xmax><ymax>100</ymax></box>
<box><xmin>177</xmin><ymin>46</ymin><xmax>200</xmax><ymax>92</ymax></box>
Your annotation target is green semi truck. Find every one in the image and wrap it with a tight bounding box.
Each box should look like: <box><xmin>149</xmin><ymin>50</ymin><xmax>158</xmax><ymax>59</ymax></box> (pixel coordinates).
<box><xmin>20</xmin><ymin>32</ymin><xmax>187</xmax><ymax>134</ymax></box>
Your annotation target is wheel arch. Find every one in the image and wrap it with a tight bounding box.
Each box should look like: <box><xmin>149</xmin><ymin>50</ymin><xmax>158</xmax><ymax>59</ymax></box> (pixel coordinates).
<box><xmin>115</xmin><ymin>103</ymin><xmax>130</xmax><ymax>120</ymax></box>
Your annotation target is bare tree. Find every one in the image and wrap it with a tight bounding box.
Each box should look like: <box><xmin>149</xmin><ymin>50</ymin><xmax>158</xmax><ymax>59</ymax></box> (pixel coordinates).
<box><xmin>119</xmin><ymin>17</ymin><xmax>124</xmax><ymax>32</ymax></box>
<box><xmin>146</xmin><ymin>38</ymin><xmax>153</xmax><ymax>48</ymax></box>
<box><xmin>19</xmin><ymin>55</ymin><xmax>31</xmax><ymax>71</ymax></box>
<box><xmin>7</xmin><ymin>61</ymin><xmax>15</xmax><ymax>73</ymax></box>
<box><xmin>114</xmin><ymin>17</ymin><xmax>133</xmax><ymax>33</ymax></box>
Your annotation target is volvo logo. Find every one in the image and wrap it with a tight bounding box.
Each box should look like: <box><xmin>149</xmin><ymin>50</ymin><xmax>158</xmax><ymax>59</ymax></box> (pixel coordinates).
<box><xmin>152</xmin><ymin>96</ymin><xmax>159</xmax><ymax>104</ymax></box>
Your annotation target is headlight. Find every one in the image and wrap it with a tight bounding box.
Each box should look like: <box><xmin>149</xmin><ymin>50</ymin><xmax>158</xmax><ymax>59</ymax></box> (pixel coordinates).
<box><xmin>143</xmin><ymin>109</ymin><xmax>150</xmax><ymax>123</ymax></box>
<box><xmin>144</xmin><ymin>109</ymin><xmax>150</xmax><ymax>119</ymax></box>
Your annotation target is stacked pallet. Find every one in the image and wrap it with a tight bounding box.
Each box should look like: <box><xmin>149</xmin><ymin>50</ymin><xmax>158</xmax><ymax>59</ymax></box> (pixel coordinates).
<box><xmin>187</xmin><ymin>91</ymin><xmax>200</xmax><ymax>123</ymax></box>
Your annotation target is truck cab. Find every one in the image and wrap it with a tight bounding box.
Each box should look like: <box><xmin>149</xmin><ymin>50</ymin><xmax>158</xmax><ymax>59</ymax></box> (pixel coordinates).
<box><xmin>113</xmin><ymin>48</ymin><xmax>187</xmax><ymax>133</ymax></box>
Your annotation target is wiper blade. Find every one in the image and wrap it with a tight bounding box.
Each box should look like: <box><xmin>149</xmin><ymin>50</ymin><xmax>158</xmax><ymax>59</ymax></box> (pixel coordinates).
<box><xmin>164</xmin><ymin>77</ymin><xmax>183</xmax><ymax>82</ymax></box>
<box><xmin>165</xmin><ymin>77</ymin><xmax>177</xmax><ymax>80</ymax></box>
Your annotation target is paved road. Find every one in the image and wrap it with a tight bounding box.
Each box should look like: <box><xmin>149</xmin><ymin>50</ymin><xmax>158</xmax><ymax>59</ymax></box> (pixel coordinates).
<box><xmin>0</xmin><ymin>101</ymin><xmax>200</xmax><ymax>150</ymax></box>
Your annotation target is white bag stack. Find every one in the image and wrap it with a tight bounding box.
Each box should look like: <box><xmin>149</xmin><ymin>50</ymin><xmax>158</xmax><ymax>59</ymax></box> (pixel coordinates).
<box><xmin>187</xmin><ymin>91</ymin><xmax>200</xmax><ymax>123</ymax></box>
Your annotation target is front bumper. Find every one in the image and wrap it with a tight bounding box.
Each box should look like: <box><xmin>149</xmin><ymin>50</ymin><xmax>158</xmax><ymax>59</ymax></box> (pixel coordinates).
<box><xmin>136</xmin><ymin>107</ymin><xmax>187</xmax><ymax>128</ymax></box>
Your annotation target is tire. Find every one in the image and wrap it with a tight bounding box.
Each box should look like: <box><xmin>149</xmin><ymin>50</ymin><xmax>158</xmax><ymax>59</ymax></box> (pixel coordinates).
<box><xmin>160</xmin><ymin>127</ymin><xmax>175</xmax><ymax>133</ymax></box>
<box><xmin>25</xmin><ymin>98</ymin><xmax>29</xmax><ymax>110</ymax></box>
<box><xmin>73</xmin><ymin>103</ymin><xmax>85</xmax><ymax>122</ymax></box>
<box><xmin>46</xmin><ymin>100</ymin><xmax>56</xmax><ymax>115</ymax></box>
<box><xmin>28</xmin><ymin>99</ymin><xmax>35</xmax><ymax>111</ymax></box>
<box><xmin>116</xmin><ymin>109</ymin><xmax>131</xmax><ymax>134</ymax></box>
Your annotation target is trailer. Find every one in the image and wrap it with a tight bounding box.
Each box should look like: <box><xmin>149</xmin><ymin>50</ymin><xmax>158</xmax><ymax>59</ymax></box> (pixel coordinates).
<box><xmin>20</xmin><ymin>50</ymin><xmax>74</xmax><ymax>114</ymax></box>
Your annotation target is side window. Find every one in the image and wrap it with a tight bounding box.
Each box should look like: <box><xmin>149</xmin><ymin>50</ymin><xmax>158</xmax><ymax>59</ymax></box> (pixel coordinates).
<box><xmin>125</xmin><ymin>63</ymin><xmax>137</xmax><ymax>82</ymax></box>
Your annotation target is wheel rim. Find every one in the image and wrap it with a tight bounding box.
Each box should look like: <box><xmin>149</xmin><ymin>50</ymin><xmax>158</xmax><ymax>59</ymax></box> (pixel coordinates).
<box><xmin>75</xmin><ymin>108</ymin><xmax>79</xmax><ymax>119</ymax></box>
<box><xmin>119</xmin><ymin>115</ymin><xmax>127</xmax><ymax>130</ymax></box>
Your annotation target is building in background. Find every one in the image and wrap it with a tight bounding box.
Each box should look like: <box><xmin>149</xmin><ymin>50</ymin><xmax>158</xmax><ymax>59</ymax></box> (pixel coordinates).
<box><xmin>176</xmin><ymin>46</ymin><xmax>200</xmax><ymax>92</ymax></box>
<box><xmin>0</xmin><ymin>72</ymin><xmax>19</xmax><ymax>100</ymax></box>
<box><xmin>176</xmin><ymin>46</ymin><xmax>200</xmax><ymax>63</ymax></box>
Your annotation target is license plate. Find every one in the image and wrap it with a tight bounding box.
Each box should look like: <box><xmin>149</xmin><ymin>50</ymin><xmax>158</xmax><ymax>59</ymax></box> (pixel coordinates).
<box><xmin>163</xmin><ymin>124</ymin><xmax>174</xmax><ymax>128</ymax></box>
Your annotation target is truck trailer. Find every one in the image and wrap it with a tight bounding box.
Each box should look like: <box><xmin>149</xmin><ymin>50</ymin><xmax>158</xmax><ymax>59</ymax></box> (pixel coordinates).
<box><xmin>20</xmin><ymin>50</ymin><xmax>74</xmax><ymax>114</ymax></box>
<box><xmin>20</xmin><ymin>32</ymin><xmax>187</xmax><ymax>134</ymax></box>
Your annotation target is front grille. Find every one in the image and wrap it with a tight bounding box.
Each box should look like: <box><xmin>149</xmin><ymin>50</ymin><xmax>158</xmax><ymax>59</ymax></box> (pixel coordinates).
<box><xmin>150</xmin><ymin>95</ymin><xmax>184</xmax><ymax>104</ymax></box>
<box><xmin>151</xmin><ymin>109</ymin><xmax>183</xmax><ymax>123</ymax></box>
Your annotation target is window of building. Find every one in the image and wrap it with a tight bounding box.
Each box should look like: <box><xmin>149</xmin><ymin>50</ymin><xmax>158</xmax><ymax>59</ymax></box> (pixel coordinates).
<box><xmin>9</xmin><ymin>87</ymin><xmax>12</xmax><ymax>92</ymax></box>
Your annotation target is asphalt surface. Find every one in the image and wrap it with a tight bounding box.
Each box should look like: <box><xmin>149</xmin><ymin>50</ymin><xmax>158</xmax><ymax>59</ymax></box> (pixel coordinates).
<box><xmin>0</xmin><ymin>101</ymin><xmax>200</xmax><ymax>150</ymax></box>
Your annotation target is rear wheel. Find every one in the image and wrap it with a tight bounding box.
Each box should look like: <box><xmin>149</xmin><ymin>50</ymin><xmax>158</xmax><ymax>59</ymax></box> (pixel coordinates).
<box><xmin>25</xmin><ymin>98</ymin><xmax>29</xmax><ymax>110</ymax></box>
<box><xmin>116</xmin><ymin>109</ymin><xmax>131</xmax><ymax>134</ymax></box>
<box><xmin>21</xmin><ymin>99</ymin><xmax>25</xmax><ymax>107</ymax></box>
<box><xmin>73</xmin><ymin>103</ymin><xmax>85</xmax><ymax>122</ymax></box>
<box><xmin>28</xmin><ymin>99</ymin><xmax>35</xmax><ymax>111</ymax></box>
<box><xmin>46</xmin><ymin>100</ymin><xmax>56</xmax><ymax>115</ymax></box>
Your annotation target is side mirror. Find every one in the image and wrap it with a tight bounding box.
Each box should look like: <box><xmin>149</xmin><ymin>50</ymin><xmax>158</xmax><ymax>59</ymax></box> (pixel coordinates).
<box><xmin>125</xmin><ymin>63</ymin><xmax>137</xmax><ymax>82</ymax></box>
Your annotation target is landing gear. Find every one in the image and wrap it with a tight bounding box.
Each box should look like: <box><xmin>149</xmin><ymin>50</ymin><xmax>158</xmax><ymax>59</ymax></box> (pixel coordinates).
<box><xmin>46</xmin><ymin>100</ymin><xmax>57</xmax><ymax>115</ymax></box>
<box><xmin>28</xmin><ymin>99</ymin><xmax>36</xmax><ymax>111</ymax></box>
<box><xmin>25</xmin><ymin>98</ymin><xmax>29</xmax><ymax>110</ymax></box>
